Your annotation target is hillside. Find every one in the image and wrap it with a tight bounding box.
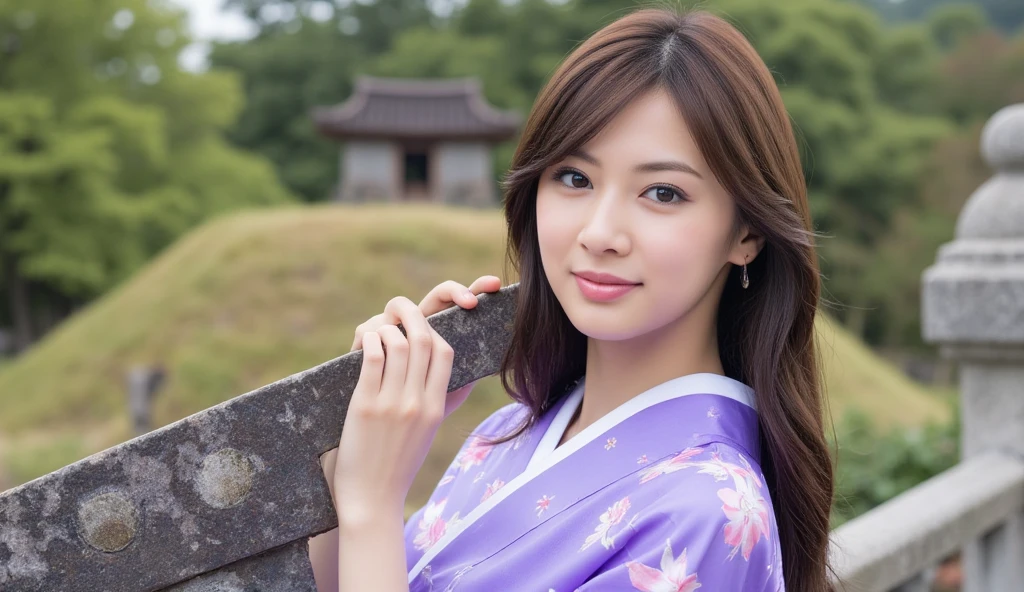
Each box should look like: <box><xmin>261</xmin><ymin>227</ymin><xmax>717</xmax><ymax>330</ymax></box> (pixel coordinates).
<box><xmin>0</xmin><ymin>203</ymin><xmax>952</xmax><ymax>504</ymax></box>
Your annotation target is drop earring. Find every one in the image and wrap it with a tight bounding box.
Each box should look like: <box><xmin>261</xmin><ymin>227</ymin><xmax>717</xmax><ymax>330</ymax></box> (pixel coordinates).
<box><xmin>741</xmin><ymin>258</ymin><xmax>750</xmax><ymax>289</ymax></box>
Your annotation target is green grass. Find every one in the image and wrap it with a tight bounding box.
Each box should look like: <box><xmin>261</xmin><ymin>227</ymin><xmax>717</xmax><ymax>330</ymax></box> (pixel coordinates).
<box><xmin>0</xmin><ymin>202</ymin><xmax>952</xmax><ymax>504</ymax></box>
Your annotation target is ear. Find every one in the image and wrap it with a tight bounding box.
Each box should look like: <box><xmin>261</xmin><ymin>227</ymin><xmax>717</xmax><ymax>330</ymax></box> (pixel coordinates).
<box><xmin>729</xmin><ymin>222</ymin><xmax>765</xmax><ymax>267</ymax></box>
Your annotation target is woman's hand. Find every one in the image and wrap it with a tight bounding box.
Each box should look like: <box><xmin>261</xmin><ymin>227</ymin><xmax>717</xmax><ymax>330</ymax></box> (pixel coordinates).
<box><xmin>331</xmin><ymin>275</ymin><xmax>502</xmax><ymax>522</ymax></box>
<box><xmin>349</xmin><ymin>275</ymin><xmax>501</xmax><ymax>420</ymax></box>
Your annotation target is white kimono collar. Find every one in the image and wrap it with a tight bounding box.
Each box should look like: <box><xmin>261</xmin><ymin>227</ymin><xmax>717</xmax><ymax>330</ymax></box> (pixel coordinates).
<box><xmin>526</xmin><ymin>372</ymin><xmax>755</xmax><ymax>472</ymax></box>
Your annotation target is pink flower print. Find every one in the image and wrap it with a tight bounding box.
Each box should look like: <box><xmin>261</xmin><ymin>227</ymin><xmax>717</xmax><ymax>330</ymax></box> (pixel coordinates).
<box><xmin>639</xmin><ymin>447</ymin><xmax>703</xmax><ymax>484</ymax></box>
<box><xmin>536</xmin><ymin>494</ymin><xmax>555</xmax><ymax>517</ymax></box>
<box><xmin>626</xmin><ymin>539</ymin><xmax>702</xmax><ymax>592</ymax></box>
<box><xmin>637</xmin><ymin>455</ymin><xmax>649</xmax><ymax>465</ymax></box>
<box><xmin>707</xmin><ymin>406</ymin><xmax>719</xmax><ymax>419</ymax></box>
<box><xmin>481</xmin><ymin>478</ymin><xmax>505</xmax><ymax>502</ymax></box>
<box><xmin>438</xmin><ymin>475</ymin><xmax>455</xmax><ymax>486</ymax></box>
<box><xmin>456</xmin><ymin>436</ymin><xmax>492</xmax><ymax>472</ymax></box>
<box><xmin>413</xmin><ymin>498</ymin><xmax>461</xmax><ymax>551</ymax></box>
<box><xmin>718</xmin><ymin>484</ymin><xmax>770</xmax><ymax>560</ymax></box>
<box><xmin>473</xmin><ymin>471</ymin><xmax>486</xmax><ymax>483</ymax></box>
<box><xmin>691</xmin><ymin>452</ymin><xmax>760</xmax><ymax>487</ymax></box>
<box><xmin>692</xmin><ymin>455</ymin><xmax>735</xmax><ymax>482</ymax></box>
<box><xmin>736</xmin><ymin>453</ymin><xmax>764</xmax><ymax>488</ymax></box>
<box><xmin>605</xmin><ymin>437</ymin><xmax>617</xmax><ymax>450</ymax></box>
<box><xmin>580</xmin><ymin>496</ymin><xmax>637</xmax><ymax>551</ymax></box>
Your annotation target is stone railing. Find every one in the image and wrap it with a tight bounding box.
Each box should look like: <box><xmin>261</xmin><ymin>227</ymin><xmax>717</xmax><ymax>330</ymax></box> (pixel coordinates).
<box><xmin>0</xmin><ymin>288</ymin><xmax>518</xmax><ymax>591</ymax></box>
<box><xmin>830</xmin><ymin>104</ymin><xmax>1024</xmax><ymax>591</ymax></box>
<box><xmin>2</xmin><ymin>104</ymin><xmax>1022</xmax><ymax>591</ymax></box>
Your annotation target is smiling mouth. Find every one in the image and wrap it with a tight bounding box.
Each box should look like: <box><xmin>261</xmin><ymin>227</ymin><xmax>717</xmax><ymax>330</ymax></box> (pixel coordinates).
<box><xmin>573</xmin><ymin>274</ymin><xmax>641</xmax><ymax>302</ymax></box>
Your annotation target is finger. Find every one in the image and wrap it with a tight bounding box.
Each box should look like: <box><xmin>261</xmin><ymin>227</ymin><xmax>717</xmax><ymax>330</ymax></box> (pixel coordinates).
<box><xmin>419</xmin><ymin>276</ymin><xmax>503</xmax><ymax>317</ymax></box>
<box><xmin>382</xmin><ymin>296</ymin><xmax>434</xmax><ymax>394</ymax></box>
<box><xmin>424</xmin><ymin>323</ymin><xmax>454</xmax><ymax>420</ymax></box>
<box><xmin>351</xmin><ymin>331</ymin><xmax>384</xmax><ymax>404</ymax></box>
<box><xmin>418</xmin><ymin>280</ymin><xmax>472</xmax><ymax>316</ymax></box>
<box><xmin>468</xmin><ymin>275</ymin><xmax>502</xmax><ymax>293</ymax></box>
<box><xmin>351</xmin><ymin>313</ymin><xmax>386</xmax><ymax>352</ymax></box>
<box><xmin>375</xmin><ymin>324</ymin><xmax>409</xmax><ymax>406</ymax></box>
<box><xmin>457</xmin><ymin>275</ymin><xmax>503</xmax><ymax>307</ymax></box>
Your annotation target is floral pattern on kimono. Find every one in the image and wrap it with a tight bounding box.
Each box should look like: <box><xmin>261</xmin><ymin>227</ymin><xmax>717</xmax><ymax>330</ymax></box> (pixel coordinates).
<box><xmin>574</xmin><ymin>443</ymin><xmax>780</xmax><ymax>591</ymax></box>
<box><xmin>403</xmin><ymin>373</ymin><xmax>784</xmax><ymax>592</ymax></box>
<box><xmin>404</xmin><ymin>402</ymin><xmax>529</xmax><ymax>563</ymax></box>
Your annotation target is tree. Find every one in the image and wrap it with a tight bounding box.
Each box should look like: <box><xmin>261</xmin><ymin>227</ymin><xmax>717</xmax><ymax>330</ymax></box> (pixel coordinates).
<box><xmin>0</xmin><ymin>0</ymin><xmax>292</xmax><ymax>352</ymax></box>
<box><xmin>928</xmin><ymin>3</ymin><xmax>989</xmax><ymax>49</ymax></box>
<box><xmin>211</xmin><ymin>18</ymin><xmax>360</xmax><ymax>200</ymax></box>
<box><xmin>856</xmin><ymin>0</ymin><xmax>1024</xmax><ymax>35</ymax></box>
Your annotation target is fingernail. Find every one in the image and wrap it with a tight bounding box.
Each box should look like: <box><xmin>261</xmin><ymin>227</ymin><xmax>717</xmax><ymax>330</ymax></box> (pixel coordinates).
<box><xmin>464</xmin><ymin>289</ymin><xmax>475</xmax><ymax>298</ymax></box>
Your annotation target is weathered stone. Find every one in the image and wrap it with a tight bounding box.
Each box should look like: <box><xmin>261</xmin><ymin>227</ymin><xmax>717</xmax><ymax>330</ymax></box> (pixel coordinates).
<box><xmin>0</xmin><ymin>284</ymin><xmax>518</xmax><ymax>591</ymax></box>
<box><xmin>921</xmin><ymin>104</ymin><xmax>1024</xmax><ymax>592</ymax></box>
<box><xmin>77</xmin><ymin>491</ymin><xmax>139</xmax><ymax>552</ymax></box>
<box><xmin>828</xmin><ymin>453</ymin><xmax>1024</xmax><ymax>591</ymax></box>
<box><xmin>833</xmin><ymin>103</ymin><xmax>1024</xmax><ymax>591</ymax></box>
<box><xmin>161</xmin><ymin>539</ymin><xmax>316</xmax><ymax>592</ymax></box>
<box><xmin>196</xmin><ymin>449</ymin><xmax>255</xmax><ymax>509</ymax></box>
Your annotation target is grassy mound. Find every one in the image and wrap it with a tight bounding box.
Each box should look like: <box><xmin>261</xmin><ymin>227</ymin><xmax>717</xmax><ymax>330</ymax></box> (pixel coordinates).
<box><xmin>0</xmin><ymin>203</ymin><xmax>952</xmax><ymax>504</ymax></box>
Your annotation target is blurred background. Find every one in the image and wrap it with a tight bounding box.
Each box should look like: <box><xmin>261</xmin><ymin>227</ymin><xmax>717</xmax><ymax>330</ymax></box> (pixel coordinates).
<box><xmin>0</xmin><ymin>0</ymin><xmax>1021</xmax><ymax>588</ymax></box>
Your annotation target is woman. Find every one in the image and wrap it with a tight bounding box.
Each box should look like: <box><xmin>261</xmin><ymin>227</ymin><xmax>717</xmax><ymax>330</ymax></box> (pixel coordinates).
<box><xmin>311</xmin><ymin>7</ymin><xmax>833</xmax><ymax>592</ymax></box>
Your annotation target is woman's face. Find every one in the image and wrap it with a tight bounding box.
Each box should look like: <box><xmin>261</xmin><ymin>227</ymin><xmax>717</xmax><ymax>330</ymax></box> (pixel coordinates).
<box><xmin>536</xmin><ymin>87</ymin><xmax>756</xmax><ymax>342</ymax></box>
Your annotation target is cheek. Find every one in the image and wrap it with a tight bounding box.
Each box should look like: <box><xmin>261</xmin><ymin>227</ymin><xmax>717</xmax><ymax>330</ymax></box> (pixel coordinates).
<box><xmin>535</xmin><ymin>189</ymin><xmax>576</xmax><ymax>263</ymax></box>
<box><xmin>638</xmin><ymin>214</ymin><xmax>731</xmax><ymax>306</ymax></box>
<box><xmin>640</xmin><ymin>220</ymin><xmax>719</xmax><ymax>275</ymax></box>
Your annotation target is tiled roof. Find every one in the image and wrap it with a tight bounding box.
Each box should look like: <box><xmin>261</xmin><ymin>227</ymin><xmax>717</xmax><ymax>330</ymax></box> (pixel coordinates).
<box><xmin>312</xmin><ymin>76</ymin><xmax>521</xmax><ymax>141</ymax></box>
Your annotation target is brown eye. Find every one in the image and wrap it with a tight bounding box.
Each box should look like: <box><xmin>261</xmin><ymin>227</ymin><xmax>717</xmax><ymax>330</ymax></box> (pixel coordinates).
<box><xmin>642</xmin><ymin>185</ymin><xmax>685</xmax><ymax>204</ymax></box>
<box><xmin>557</xmin><ymin>170</ymin><xmax>592</xmax><ymax>189</ymax></box>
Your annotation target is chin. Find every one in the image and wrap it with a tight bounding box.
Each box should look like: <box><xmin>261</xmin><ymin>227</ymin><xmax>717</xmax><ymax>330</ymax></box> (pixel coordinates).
<box><xmin>561</xmin><ymin>295</ymin><xmax>647</xmax><ymax>341</ymax></box>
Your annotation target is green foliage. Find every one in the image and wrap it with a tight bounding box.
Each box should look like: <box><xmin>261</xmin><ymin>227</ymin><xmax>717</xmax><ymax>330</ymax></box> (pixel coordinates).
<box><xmin>210</xmin><ymin>18</ymin><xmax>362</xmax><ymax>200</ymax></box>
<box><xmin>928</xmin><ymin>3</ymin><xmax>989</xmax><ymax>49</ymax></box>
<box><xmin>935</xmin><ymin>29</ymin><xmax>1024</xmax><ymax>125</ymax></box>
<box><xmin>831</xmin><ymin>405</ymin><xmax>960</xmax><ymax>527</ymax></box>
<box><xmin>856</xmin><ymin>0</ymin><xmax>1023</xmax><ymax>35</ymax></box>
<box><xmin>873</xmin><ymin>24</ymin><xmax>943</xmax><ymax>112</ymax></box>
<box><xmin>0</xmin><ymin>0</ymin><xmax>293</xmax><ymax>345</ymax></box>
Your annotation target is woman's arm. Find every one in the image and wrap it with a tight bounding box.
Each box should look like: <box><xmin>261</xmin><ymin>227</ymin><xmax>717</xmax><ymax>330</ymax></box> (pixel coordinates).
<box><xmin>308</xmin><ymin>448</ymin><xmax>342</xmax><ymax>592</ymax></box>
<box><xmin>309</xmin><ymin>446</ymin><xmax>409</xmax><ymax>589</ymax></box>
<box><xmin>309</xmin><ymin>447</ymin><xmax>410</xmax><ymax>592</ymax></box>
<box><xmin>336</xmin><ymin>498</ymin><xmax>409</xmax><ymax>592</ymax></box>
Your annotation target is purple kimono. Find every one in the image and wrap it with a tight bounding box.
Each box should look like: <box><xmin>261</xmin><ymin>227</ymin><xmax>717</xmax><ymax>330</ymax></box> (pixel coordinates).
<box><xmin>403</xmin><ymin>373</ymin><xmax>784</xmax><ymax>591</ymax></box>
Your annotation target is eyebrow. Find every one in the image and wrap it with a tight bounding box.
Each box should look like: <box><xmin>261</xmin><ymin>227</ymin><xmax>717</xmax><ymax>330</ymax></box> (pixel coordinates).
<box><xmin>568</xmin><ymin>149</ymin><xmax>704</xmax><ymax>180</ymax></box>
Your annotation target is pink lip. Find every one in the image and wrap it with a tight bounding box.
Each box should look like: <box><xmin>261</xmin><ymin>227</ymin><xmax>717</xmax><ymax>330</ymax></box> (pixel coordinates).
<box><xmin>573</xmin><ymin>270</ymin><xmax>638</xmax><ymax>285</ymax></box>
<box><xmin>574</xmin><ymin>274</ymin><xmax>640</xmax><ymax>302</ymax></box>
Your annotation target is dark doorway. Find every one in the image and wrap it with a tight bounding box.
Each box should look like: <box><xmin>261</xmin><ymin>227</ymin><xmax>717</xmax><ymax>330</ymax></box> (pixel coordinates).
<box><xmin>403</xmin><ymin>150</ymin><xmax>430</xmax><ymax>201</ymax></box>
<box><xmin>404</xmin><ymin>152</ymin><xmax>428</xmax><ymax>184</ymax></box>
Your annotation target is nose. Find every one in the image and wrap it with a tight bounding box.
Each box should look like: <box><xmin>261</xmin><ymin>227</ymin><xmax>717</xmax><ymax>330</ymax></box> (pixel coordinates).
<box><xmin>576</xmin><ymin>189</ymin><xmax>632</xmax><ymax>256</ymax></box>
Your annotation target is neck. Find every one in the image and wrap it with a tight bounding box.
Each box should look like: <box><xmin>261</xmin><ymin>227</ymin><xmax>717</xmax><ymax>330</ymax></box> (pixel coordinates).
<box><xmin>569</xmin><ymin>307</ymin><xmax>724</xmax><ymax>440</ymax></box>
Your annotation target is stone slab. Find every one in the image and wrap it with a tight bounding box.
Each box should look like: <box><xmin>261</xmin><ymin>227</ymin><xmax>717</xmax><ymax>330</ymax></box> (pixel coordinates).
<box><xmin>0</xmin><ymin>284</ymin><xmax>518</xmax><ymax>591</ymax></box>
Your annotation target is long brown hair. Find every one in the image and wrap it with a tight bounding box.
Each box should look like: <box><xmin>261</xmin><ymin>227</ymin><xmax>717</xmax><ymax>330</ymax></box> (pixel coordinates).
<box><xmin>489</xmin><ymin>7</ymin><xmax>833</xmax><ymax>592</ymax></box>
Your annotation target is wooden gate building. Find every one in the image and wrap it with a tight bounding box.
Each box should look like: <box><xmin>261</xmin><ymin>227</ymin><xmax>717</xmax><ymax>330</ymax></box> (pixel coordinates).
<box><xmin>312</xmin><ymin>76</ymin><xmax>521</xmax><ymax>206</ymax></box>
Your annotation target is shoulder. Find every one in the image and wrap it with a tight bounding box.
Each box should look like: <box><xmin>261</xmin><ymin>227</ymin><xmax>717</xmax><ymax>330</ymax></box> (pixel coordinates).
<box><xmin>635</xmin><ymin>442</ymin><xmax>776</xmax><ymax>547</ymax></box>
<box><xmin>630</xmin><ymin>443</ymin><xmax>779</xmax><ymax>577</ymax></box>
<box><xmin>467</xmin><ymin>400</ymin><xmax>530</xmax><ymax>440</ymax></box>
